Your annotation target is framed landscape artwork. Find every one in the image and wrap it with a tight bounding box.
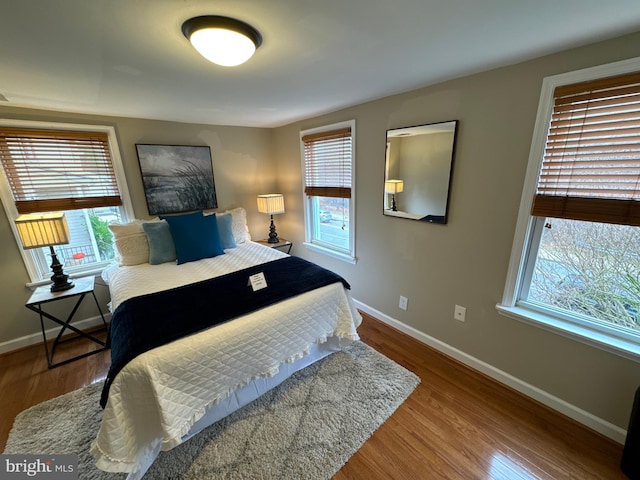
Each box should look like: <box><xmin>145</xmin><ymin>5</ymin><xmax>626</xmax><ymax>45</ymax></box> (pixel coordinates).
<box><xmin>135</xmin><ymin>144</ymin><xmax>218</xmax><ymax>215</ymax></box>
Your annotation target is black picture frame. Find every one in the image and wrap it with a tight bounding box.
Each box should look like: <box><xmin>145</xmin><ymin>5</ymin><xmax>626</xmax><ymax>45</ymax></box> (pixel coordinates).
<box><xmin>135</xmin><ymin>144</ymin><xmax>218</xmax><ymax>215</ymax></box>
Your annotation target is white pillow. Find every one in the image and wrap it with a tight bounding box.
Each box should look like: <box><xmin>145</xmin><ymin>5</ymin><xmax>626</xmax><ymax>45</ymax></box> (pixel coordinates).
<box><xmin>206</xmin><ymin>207</ymin><xmax>251</xmax><ymax>244</ymax></box>
<box><xmin>108</xmin><ymin>220</ymin><xmax>149</xmax><ymax>266</ymax></box>
<box><xmin>223</xmin><ymin>207</ymin><xmax>251</xmax><ymax>244</ymax></box>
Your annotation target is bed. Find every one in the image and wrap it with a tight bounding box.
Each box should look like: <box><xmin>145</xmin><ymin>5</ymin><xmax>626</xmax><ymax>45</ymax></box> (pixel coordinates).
<box><xmin>90</xmin><ymin>208</ymin><xmax>362</xmax><ymax>479</ymax></box>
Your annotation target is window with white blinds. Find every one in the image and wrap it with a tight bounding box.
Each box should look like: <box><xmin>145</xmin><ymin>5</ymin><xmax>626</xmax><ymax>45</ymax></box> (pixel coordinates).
<box><xmin>499</xmin><ymin>58</ymin><xmax>640</xmax><ymax>360</ymax></box>
<box><xmin>0</xmin><ymin>121</ymin><xmax>132</xmax><ymax>284</ymax></box>
<box><xmin>300</xmin><ymin>120</ymin><xmax>356</xmax><ymax>263</ymax></box>
<box><xmin>0</xmin><ymin>127</ymin><xmax>122</xmax><ymax>214</ymax></box>
<box><xmin>531</xmin><ymin>71</ymin><xmax>640</xmax><ymax>226</ymax></box>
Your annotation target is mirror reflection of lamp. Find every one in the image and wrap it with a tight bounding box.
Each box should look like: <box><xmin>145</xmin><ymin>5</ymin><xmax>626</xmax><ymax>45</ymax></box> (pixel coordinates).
<box><xmin>384</xmin><ymin>180</ymin><xmax>404</xmax><ymax>212</ymax></box>
<box><xmin>15</xmin><ymin>212</ymin><xmax>74</xmax><ymax>292</ymax></box>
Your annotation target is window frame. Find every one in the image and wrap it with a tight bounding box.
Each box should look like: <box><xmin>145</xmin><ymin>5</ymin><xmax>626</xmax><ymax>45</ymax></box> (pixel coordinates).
<box><xmin>300</xmin><ymin>120</ymin><xmax>357</xmax><ymax>264</ymax></box>
<box><xmin>498</xmin><ymin>56</ymin><xmax>640</xmax><ymax>362</ymax></box>
<box><xmin>0</xmin><ymin>119</ymin><xmax>134</xmax><ymax>285</ymax></box>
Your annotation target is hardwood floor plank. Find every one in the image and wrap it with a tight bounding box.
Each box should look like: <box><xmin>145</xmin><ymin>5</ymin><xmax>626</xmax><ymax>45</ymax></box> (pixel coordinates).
<box><xmin>0</xmin><ymin>311</ymin><xmax>627</xmax><ymax>479</ymax></box>
<box><xmin>348</xmin><ymin>312</ymin><xmax>625</xmax><ymax>479</ymax></box>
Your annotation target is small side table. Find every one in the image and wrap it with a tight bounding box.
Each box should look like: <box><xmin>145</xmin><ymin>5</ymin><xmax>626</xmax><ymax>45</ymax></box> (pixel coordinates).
<box><xmin>256</xmin><ymin>238</ymin><xmax>293</xmax><ymax>254</ymax></box>
<box><xmin>25</xmin><ymin>276</ymin><xmax>109</xmax><ymax>368</ymax></box>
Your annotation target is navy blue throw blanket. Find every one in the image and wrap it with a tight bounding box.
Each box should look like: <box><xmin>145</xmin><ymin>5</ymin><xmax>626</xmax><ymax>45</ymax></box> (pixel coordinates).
<box><xmin>100</xmin><ymin>256</ymin><xmax>350</xmax><ymax>408</ymax></box>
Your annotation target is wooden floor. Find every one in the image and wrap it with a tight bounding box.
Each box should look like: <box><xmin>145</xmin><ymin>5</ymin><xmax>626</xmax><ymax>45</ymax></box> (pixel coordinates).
<box><xmin>0</xmin><ymin>313</ymin><xmax>627</xmax><ymax>479</ymax></box>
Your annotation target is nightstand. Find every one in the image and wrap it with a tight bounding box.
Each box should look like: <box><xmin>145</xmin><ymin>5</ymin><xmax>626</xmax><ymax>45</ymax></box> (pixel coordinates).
<box><xmin>25</xmin><ymin>276</ymin><xmax>109</xmax><ymax>368</ymax></box>
<box><xmin>256</xmin><ymin>238</ymin><xmax>293</xmax><ymax>254</ymax></box>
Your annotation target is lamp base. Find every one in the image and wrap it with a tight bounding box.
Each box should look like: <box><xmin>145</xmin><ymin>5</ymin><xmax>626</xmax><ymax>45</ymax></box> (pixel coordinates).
<box><xmin>49</xmin><ymin>246</ymin><xmax>74</xmax><ymax>292</ymax></box>
<box><xmin>267</xmin><ymin>215</ymin><xmax>280</xmax><ymax>244</ymax></box>
<box><xmin>51</xmin><ymin>278</ymin><xmax>74</xmax><ymax>292</ymax></box>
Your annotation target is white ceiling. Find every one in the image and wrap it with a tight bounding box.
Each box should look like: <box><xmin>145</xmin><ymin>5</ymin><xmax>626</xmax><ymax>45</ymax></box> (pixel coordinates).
<box><xmin>2</xmin><ymin>0</ymin><xmax>640</xmax><ymax>128</ymax></box>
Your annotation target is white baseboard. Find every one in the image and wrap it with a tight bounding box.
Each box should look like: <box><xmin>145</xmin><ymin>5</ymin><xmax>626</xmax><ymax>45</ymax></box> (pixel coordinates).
<box><xmin>0</xmin><ymin>313</ymin><xmax>111</xmax><ymax>355</ymax></box>
<box><xmin>353</xmin><ymin>299</ymin><xmax>627</xmax><ymax>445</ymax></box>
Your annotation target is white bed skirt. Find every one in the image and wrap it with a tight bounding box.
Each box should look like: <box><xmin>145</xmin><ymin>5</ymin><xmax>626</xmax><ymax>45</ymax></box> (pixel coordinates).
<box><xmin>123</xmin><ymin>337</ymin><xmax>343</xmax><ymax>480</ymax></box>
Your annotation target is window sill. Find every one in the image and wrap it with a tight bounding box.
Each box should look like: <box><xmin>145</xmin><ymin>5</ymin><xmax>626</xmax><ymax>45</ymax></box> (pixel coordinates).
<box><xmin>26</xmin><ymin>266</ymin><xmax>109</xmax><ymax>289</ymax></box>
<box><xmin>496</xmin><ymin>303</ymin><xmax>640</xmax><ymax>363</ymax></box>
<box><xmin>303</xmin><ymin>242</ymin><xmax>357</xmax><ymax>264</ymax></box>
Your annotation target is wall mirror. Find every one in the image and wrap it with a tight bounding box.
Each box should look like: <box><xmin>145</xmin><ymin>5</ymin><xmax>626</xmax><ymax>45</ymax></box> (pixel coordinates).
<box><xmin>383</xmin><ymin>120</ymin><xmax>458</xmax><ymax>223</ymax></box>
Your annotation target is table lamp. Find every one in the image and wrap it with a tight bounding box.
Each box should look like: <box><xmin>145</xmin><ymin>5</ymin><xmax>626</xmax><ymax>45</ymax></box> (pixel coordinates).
<box><xmin>385</xmin><ymin>180</ymin><xmax>404</xmax><ymax>211</ymax></box>
<box><xmin>15</xmin><ymin>212</ymin><xmax>74</xmax><ymax>292</ymax></box>
<box><xmin>257</xmin><ymin>194</ymin><xmax>285</xmax><ymax>243</ymax></box>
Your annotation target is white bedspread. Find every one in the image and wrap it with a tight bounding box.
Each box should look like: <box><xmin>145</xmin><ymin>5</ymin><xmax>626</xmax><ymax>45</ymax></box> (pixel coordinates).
<box><xmin>103</xmin><ymin>241</ymin><xmax>289</xmax><ymax>312</ymax></box>
<box><xmin>91</xmin><ymin>242</ymin><xmax>362</xmax><ymax>474</ymax></box>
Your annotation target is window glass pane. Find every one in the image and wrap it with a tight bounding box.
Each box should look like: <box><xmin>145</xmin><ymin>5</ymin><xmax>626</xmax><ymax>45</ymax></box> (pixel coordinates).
<box><xmin>311</xmin><ymin>196</ymin><xmax>350</xmax><ymax>251</ymax></box>
<box><xmin>526</xmin><ymin>218</ymin><xmax>640</xmax><ymax>334</ymax></box>
<box><xmin>35</xmin><ymin>206</ymin><xmax>121</xmax><ymax>275</ymax></box>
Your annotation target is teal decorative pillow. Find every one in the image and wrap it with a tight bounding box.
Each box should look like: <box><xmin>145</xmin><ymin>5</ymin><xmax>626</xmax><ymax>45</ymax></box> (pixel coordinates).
<box><xmin>160</xmin><ymin>211</ymin><xmax>224</xmax><ymax>265</ymax></box>
<box><xmin>216</xmin><ymin>213</ymin><xmax>237</xmax><ymax>249</ymax></box>
<box><xmin>142</xmin><ymin>221</ymin><xmax>176</xmax><ymax>265</ymax></box>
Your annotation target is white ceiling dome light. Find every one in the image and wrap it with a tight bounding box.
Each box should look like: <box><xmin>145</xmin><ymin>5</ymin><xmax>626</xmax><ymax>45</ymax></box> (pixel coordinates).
<box><xmin>182</xmin><ymin>16</ymin><xmax>262</xmax><ymax>67</ymax></box>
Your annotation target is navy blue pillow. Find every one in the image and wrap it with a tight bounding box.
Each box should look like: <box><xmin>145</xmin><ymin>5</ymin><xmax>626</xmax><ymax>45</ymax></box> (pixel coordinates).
<box><xmin>160</xmin><ymin>211</ymin><xmax>224</xmax><ymax>265</ymax></box>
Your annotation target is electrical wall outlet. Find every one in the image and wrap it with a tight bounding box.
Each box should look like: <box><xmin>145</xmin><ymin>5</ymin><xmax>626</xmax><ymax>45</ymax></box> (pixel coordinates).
<box><xmin>399</xmin><ymin>296</ymin><xmax>408</xmax><ymax>311</ymax></box>
<box><xmin>454</xmin><ymin>304</ymin><xmax>466</xmax><ymax>322</ymax></box>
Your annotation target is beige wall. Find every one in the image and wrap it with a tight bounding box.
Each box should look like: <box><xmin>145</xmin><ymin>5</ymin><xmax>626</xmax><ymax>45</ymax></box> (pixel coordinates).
<box><xmin>273</xmin><ymin>31</ymin><xmax>640</xmax><ymax>430</ymax></box>
<box><xmin>0</xmin><ymin>106</ymin><xmax>275</xmax><ymax>345</ymax></box>
<box><xmin>2</xmin><ymin>30</ymin><xmax>640</xmax><ymax>433</ymax></box>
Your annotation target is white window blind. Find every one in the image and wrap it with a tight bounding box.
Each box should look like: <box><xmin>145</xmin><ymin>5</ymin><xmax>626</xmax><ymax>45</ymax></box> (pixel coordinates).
<box><xmin>302</xmin><ymin>127</ymin><xmax>352</xmax><ymax>199</ymax></box>
<box><xmin>531</xmin><ymin>71</ymin><xmax>640</xmax><ymax>226</ymax></box>
<box><xmin>0</xmin><ymin>127</ymin><xmax>122</xmax><ymax>214</ymax></box>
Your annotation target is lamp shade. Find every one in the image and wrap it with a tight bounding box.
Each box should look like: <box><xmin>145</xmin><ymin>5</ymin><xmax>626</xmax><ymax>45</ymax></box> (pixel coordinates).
<box><xmin>182</xmin><ymin>16</ymin><xmax>262</xmax><ymax>67</ymax></box>
<box><xmin>257</xmin><ymin>194</ymin><xmax>285</xmax><ymax>215</ymax></box>
<box><xmin>15</xmin><ymin>212</ymin><xmax>70</xmax><ymax>249</ymax></box>
<box><xmin>385</xmin><ymin>180</ymin><xmax>404</xmax><ymax>194</ymax></box>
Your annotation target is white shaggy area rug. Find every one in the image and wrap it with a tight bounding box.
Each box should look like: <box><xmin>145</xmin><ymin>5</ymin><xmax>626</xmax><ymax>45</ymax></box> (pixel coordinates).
<box><xmin>4</xmin><ymin>341</ymin><xmax>419</xmax><ymax>480</ymax></box>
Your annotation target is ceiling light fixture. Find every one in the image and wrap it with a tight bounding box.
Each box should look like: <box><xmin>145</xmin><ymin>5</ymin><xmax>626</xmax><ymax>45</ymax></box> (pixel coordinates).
<box><xmin>182</xmin><ymin>15</ymin><xmax>262</xmax><ymax>67</ymax></box>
